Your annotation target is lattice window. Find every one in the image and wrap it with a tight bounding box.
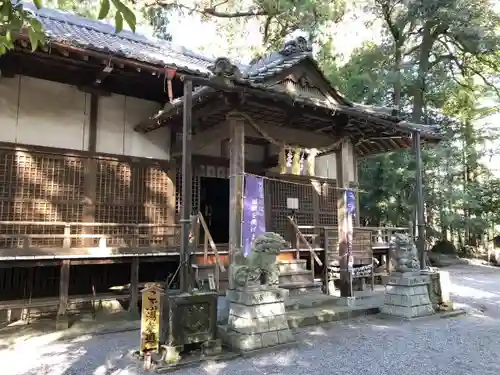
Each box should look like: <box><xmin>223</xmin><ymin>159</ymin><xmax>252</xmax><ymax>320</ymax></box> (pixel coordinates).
<box><xmin>265</xmin><ymin>177</ymin><xmax>316</xmax><ymax>237</ymax></box>
<box><xmin>93</xmin><ymin>160</ymin><xmax>175</xmax><ymax>248</ymax></box>
<box><xmin>318</xmin><ymin>182</ymin><xmax>339</xmax><ymax>226</ymax></box>
<box><xmin>175</xmin><ymin>166</ymin><xmax>200</xmax><ymax>216</ymax></box>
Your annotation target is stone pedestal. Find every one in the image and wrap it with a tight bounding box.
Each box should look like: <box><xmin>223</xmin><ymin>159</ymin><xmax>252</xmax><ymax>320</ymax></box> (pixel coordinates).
<box><xmin>380</xmin><ymin>273</ymin><xmax>434</xmax><ymax>319</ymax></box>
<box><xmin>224</xmin><ymin>287</ymin><xmax>294</xmax><ymax>352</ymax></box>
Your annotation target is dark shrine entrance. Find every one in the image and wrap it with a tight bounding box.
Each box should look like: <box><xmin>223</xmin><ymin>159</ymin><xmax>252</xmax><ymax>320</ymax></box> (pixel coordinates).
<box><xmin>199</xmin><ymin>177</ymin><xmax>230</xmax><ymax>244</ymax></box>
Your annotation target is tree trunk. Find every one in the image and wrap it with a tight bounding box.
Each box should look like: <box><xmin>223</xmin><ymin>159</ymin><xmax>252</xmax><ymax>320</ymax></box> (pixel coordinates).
<box><xmin>411</xmin><ymin>23</ymin><xmax>434</xmax><ymax>123</ymax></box>
<box><xmin>393</xmin><ymin>43</ymin><xmax>402</xmax><ymax>110</ymax></box>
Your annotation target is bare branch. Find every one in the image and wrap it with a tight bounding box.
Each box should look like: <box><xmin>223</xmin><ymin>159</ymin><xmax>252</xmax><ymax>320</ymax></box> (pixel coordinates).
<box><xmin>148</xmin><ymin>0</ymin><xmax>272</xmax><ymax>18</ymax></box>
<box><xmin>429</xmin><ymin>54</ymin><xmax>455</xmax><ymax>69</ymax></box>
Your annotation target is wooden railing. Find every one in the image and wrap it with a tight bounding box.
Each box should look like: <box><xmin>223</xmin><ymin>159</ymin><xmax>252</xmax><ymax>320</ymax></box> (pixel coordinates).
<box><xmin>0</xmin><ymin>221</ymin><xmax>181</xmax><ymax>254</ymax></box>
<box><xmin>287</xmin><ymin>216</ymin><xmax>323</xmax><ymax>280</ymax></box>
<box><xmin>365</xmin><ymin>226</ymin><xmax>410</xmax><ymax>249</ymax></box>
<box><xmin>191</xmin><ymin>212</ymin><xmax>225</xmax><ymax>292</ymax></box>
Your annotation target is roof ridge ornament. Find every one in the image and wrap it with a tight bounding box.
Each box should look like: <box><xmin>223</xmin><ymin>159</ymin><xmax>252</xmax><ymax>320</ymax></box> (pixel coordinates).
<box><xmin>279</xmin><ymin>32</ymin><xmax>313</xmax><ymax>56</ymax></box>
<box><xmin>208</xmin><ymin>57</ymin><xmax>242</xmax><ymax>81</ymax></box>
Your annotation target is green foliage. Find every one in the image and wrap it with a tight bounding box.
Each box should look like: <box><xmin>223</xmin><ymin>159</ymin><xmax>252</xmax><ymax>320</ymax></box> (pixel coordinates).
<box><xmin>321</xmin><ymin>0</ymin><xmax>500</xmax><ymax>249</ymax></box>
<box><xmin>0</xmin><ymin>1</ymin><xmax>44</xmax><ymax>54</ymax></box>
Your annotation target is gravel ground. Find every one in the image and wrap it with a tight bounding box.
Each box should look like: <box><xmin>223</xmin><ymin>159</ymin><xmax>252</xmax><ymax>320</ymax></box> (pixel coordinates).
<box><xmin>3</xmin><ymin>263</ymin><xmax>500</xmax><ymax>375</ymax></box>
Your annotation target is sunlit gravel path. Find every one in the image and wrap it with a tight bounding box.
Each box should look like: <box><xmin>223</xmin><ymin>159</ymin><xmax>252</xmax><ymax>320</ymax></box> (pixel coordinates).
<box><xmin>2</xmin><ymin>263</ymin><xmax>500</xmax><ymax>375</ymax></box>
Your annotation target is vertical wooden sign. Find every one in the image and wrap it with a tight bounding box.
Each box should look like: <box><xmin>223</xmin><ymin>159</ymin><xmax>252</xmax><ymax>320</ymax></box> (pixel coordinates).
<box><xmin>140</xmin><ymin>283</ymin><xmax>164</xmax><ymax>353</ymax></box>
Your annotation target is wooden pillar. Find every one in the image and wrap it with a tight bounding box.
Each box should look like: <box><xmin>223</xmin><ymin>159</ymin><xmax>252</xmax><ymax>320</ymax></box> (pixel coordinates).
<box><xmin>180</xmin><ymin>79</ymin><xmax>193</xmax><ymax>292</ymax></box>
<box><xmin>83</xmin><ymin>94</ymin><xmax>98</xmax><ymax>247</ymax></box>
<box><xmin>128</xmin><ymin>257</ymin><xmax>140</xmax><ymax>316</ymax></box>
<box><xmin>56</xmin><ymin>259</ymin><xmax>70</xmax><ymax>329</ymax></box>
<box><xmin>336</xmin><ymin>140</ymin><xmax>355</xmax><ymax>297</ymax></box>
<box><xmin>228</xmin><ymin>114</ymin><xmax>244</xmax><ymax>289</ymax></box>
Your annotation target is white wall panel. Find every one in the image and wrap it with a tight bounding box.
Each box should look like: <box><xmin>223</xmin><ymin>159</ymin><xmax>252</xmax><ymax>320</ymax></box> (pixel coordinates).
<box><xmin>0</xmin><ymin>76</ymin><xmax>88</xmax><ymax>149</ymax></box>
<box><xmin>0</xmin><ymin>75</ymin><xmax>169</xmax><ymax>159</ymax></box>
<box><xmin>124</xmin><ymin>96</ymin><xmax>169</xmax><ymax>160</ymax></box>
<box><xmin>96</xmin><ymin>95</ymin><xmax>126</xmax><ymax>155</ymax></box>
<box><xmin>0</xmin><ymin>76</ymin><xmax>19</xmax><ymax>143</ymax></box>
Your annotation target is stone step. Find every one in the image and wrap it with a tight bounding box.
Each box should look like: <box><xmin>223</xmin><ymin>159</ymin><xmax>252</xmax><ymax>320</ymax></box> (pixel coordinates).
<box><xmin>278</xmin><ymin>260</ymin><xmax>308</xmax><ymax>273</ymax></box>
<box><xmin>285</xmin><ymin>293</ymin><xmax>341</xmax><ymax>310</ymax></box>
<box><xmin>279</xmin><ymin>270</ymin><xmax>314</xmax><ymax>284</ymax></box>
<box><xmin>218</xmin><ymin>302</ymin><xmax>381</xmax><ymax>334</ymax></box>
<box><xmin>280</xmin><ymin>281</ymin><xmax>323</xmax><ymax>296</ymax></box>
<box><xmin>287</xmin><ymin>304</ymin><xmax>380</xmax><ymax>328</ymax></box>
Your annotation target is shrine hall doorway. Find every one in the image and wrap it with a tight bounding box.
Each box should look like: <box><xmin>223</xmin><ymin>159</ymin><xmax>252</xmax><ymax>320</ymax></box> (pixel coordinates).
<box><xmin>199</xmin><ymin>176</ymin><xmax>230</xmax><ymax>244</ymax></box>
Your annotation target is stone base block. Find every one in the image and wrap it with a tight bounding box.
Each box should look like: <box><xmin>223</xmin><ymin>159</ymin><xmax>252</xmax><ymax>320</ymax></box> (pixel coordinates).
<box><xmin>224</xmin><ymin>288</ymin><xmax>294</xmax><ymax>352</ymax></box>
<box><xmin>380</xmin><ymin>303</ymin><xmax>434</xmax><ymax>318</ymax></box>
<box><xmin>160</xmin><ymin>345</ymin><xmax>183</xmax><ymax>365</ymax></box>
<box><xmin>226</xmin><ymin>328</ymin><xmax>294</xmax><ymax>351</ymax></box>
<box><xmin>56</xmin><ymin>315</ymin><xmax>69</xmax><ymax>330</ymax></box>
<box><xmin>202</xmin><ymin>339</ymin><xmax>222</xmax><ymax>356</ymax></box>
<box><xmin>381</xmin><ymin>274</ymin><xmax>434</xmax><ymax>319</ymax></box>
<box><xmin>226</xmin><ymin>288</ymin><xmax>289</xmax><ymax>305</ymax></box>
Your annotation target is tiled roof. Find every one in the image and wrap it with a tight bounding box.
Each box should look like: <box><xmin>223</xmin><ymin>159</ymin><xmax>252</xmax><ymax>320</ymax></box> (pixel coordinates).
<box><xmin>24</xmin><ymin>3</ymin><xmax>214</xmax><ymax>75</ymax></box>
<box><xmin>23</xmin><ymin>3</ymin><xmax>315</xmax><ymax>80</ymax></box>
<box><xmin>20</xmin><ymin>4</ymin><xmax>440</xmax><ymax>139</ymax></box>
<box><xmin>245</xmin><ymin>52</ymin><xmax>311</xmax><ymax>82</ymax></box>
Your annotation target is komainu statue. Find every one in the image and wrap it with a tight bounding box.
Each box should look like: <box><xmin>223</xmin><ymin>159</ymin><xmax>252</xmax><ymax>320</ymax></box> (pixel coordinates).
<box><xmin>390</xmin><ymin>233</ymin><xmax>421</xmax><ymax>273</ymax></box>
<box><xmin>231</xmin><ymin>232</ymin><xmax>287</xmax><ymax>289</ymax></box>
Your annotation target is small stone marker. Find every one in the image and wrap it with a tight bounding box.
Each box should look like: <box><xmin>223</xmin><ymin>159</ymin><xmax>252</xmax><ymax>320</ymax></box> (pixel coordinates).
<box><xmin>208</xmin><ymin>273</ymin><xmax>216</xmax><ymax>291</ymax></box>
<box><xmin>424</xmin><ymin>270</ymin><xmax>454</xmax><ymax>311</ymax></box>
<box><xmin>140</xmin><ymin>283</ymin><xmax>164</xmax><ymax>354</ymax></box>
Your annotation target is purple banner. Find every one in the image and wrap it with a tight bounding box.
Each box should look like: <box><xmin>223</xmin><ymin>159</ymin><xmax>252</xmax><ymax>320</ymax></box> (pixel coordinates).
<box><xmin>243</xmin><ymin>175</ymin><xmax>266</xmax><ymax>257</ymax></box>
<box><xmin>346</xmin><ymin>189</ymin><xmax>356</xmax><ymax>216</ymax></box>
<box><xmin>345</xmin><ymin>189</ymin><xmax>356</xmax><ymax>269</ymax></box>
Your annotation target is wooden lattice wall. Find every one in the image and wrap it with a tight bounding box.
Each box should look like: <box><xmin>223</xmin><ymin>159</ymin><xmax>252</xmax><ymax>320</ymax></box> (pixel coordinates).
<box><xmin>0</xmin><ymin>147</ymin><xmax>177</xmax><ymax>250</ymax></box>
<box><xmin>264</xmin><ymin>175</ymin><xmax>340</xmax><ymax>240</ymax></box>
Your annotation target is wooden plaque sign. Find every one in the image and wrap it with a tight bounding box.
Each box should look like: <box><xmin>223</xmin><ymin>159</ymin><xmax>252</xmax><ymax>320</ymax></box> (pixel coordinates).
<box><xmin>140</xmin><ymin>283</ymin><xmax>164</xmax><ymax>353</ymax></box>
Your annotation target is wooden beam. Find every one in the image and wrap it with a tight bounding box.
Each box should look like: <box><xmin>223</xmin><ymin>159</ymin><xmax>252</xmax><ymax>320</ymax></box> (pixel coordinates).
<box><xmin>94</xmin><ymin>65</ymin><xmax>113</xmax><ymax>85</ymax></box>
<box><xmin>78</xmin><ymin>85</ymin><xmax>111</xmax><ymax>97</ymax></box>
<box><xmin>263</xmin><ymin>154</ymin><xmax>279</xmax><ymax>169</ymax></box>
<box><xmin>243</xmin><ymin>121</ymin><xmax>337</xmax><ymax>149</ymax></box>
<box><xmin>0</xmin><ymin>67</ymin><xmax>15</xmax><ymax>78</ymax></box>
<box><xmin>245</xmin><ymin>137</ymin><xmax>269</xmax><ymax>146</ymax></box>
<box><xmin>172</xmin><ymin>122</ymin><xmax>229</xmax><ymax>156</ymax></box>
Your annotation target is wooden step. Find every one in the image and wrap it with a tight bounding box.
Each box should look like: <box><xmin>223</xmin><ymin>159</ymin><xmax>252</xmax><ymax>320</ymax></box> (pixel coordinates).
<box><xmin>278</xmin><ymin>259</ymin><xmax>307</xmax><ymax>273</ymax></box>
<box><xmin>279</xmin><ymin>270</ymin><xmax>314</xmax><ymax>284</ymax></box>
<box><xmin>280</xmin><ymin>281</ymin><xmax>323</xmax><ymax>296</ymax></box>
